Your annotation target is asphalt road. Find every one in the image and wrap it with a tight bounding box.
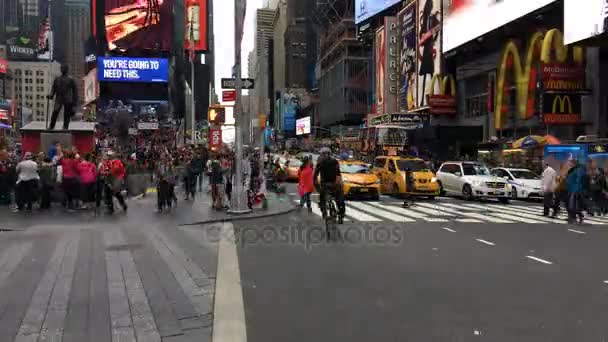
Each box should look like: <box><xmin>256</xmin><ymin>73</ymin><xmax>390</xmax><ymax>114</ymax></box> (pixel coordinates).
<box><xmin>234</xmin><ymin>184</ymin><xmax>608</xmax><ymax>342</ymax></box>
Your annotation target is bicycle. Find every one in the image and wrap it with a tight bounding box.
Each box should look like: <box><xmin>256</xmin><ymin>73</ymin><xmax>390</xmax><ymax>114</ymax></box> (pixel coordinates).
<box><xmin>323</xmin><ymin>192</ymin><xmax>340</xmax><ymax>242</ymax></box>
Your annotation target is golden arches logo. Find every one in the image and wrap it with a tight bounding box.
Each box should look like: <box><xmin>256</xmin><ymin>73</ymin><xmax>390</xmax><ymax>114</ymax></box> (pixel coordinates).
<box><xmin>495</xmin><ymin>29</ymin><xmax>585</xmax><ymax>129</ymax></box>
<box><xmin>552</xmin><ymin>95</ymin><xmax>572</xmax><ymax>114</ymax></box>
<box><xmin>429</xmin><ymin>74</ymin><xmax>456</xmax><ymax>96</ymax></box>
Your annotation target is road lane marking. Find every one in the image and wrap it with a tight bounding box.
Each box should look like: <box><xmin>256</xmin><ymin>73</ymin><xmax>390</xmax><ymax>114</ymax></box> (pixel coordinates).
<box><xmin>526</xmin><ymin>256</ymin><xmax>553</xmax><ymax>265</ymax></box>
<box><xmin>442</xmin><ymin>227</ymin><xmax>456</xmax><ymax>233</ymax></box>
<box><xmin>568</xmin><ymin>229</ymin><xmax>586</xmax><ymax>234</ymax></box>
<box><xmin>213</xmin><ymin>222</ymin><xmax>247</xmax><ymax>342</ymax></box>
<box><xmin>604</xmin><ymin>280</ymin><xmax>608</xmax><ymax>284</ymax></box>
<box><xmin>348</xmin><ymin>202</ymin><xmax>415</xmax><ymax>222</ymax></box>
<box><xmin>476</xmin><ymin>239</ymin><xmax>495</xmax><ymax>246</ymax></box>
<box><xmin>455</xmin><ymin>218</ymin><xmax>483</xmax><ymax>223</ymax></box>
<box><xmin>416</xmin><ymin>203</ymin><xmax>514</xmax><ymax>223</ymax></box>
<box><xmin>368</xmin><ymin>202</ymin><xmax>448</xmax><ymax>222</ymax></box>
<box><xmin>396</xmin><ymin>205</ymin><xmax>454</xmax><ymax>217</ymax></box>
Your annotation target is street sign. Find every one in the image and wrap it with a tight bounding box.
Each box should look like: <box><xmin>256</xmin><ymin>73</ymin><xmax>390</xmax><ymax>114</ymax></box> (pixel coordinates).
<box><xmin>222</xmin><ymin>90</ymin><xmax>236</xmax><ymax>102</ymax></box>
<box><xmin>221</xmin><ymin>78</ymin><xmax>255</xmax><ymax>89</ymax></box>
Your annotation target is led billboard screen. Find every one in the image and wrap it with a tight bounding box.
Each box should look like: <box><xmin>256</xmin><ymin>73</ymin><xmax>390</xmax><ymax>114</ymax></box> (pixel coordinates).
<box><xmin>103</xmin><ymin>0</ymin><xmax>174</xmax><ymax>51</ymax></box>
<box><xmin>355</xmin><ymin>0</ymin><xmax>401</xmax><ymax>24</ymax></box>
<box><xmin>443</xmin><ymin>0</ymin><xmax>555</xmax><ymax>52</ymax></box>
<box><xmin>564</xmin><ymin>0</ymin><xmax>608</xmax><ymax>44</ymax></box>
<box><xmin>98</xmin><ymin>57</ymin><xmax>169</xmax><ymax>83</ymax></box>
<box><xmin>296</xmin><ymin>117</ymin><xmax>311</xmax><ymax>135</ymax></box>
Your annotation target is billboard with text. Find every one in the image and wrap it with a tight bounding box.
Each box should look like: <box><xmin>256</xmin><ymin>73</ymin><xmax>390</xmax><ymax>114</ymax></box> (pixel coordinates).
<box><xmin>98</xmin><ymin>57</ymin><xmax>169</xmax><ymax>83</ymax></box>
<box><xmin>355</xmin><ymin>0</ymin><xmax>401</xmax><ymax>24</ymax></box>
<box><xmin>443</xmin><ymin>0</ymin><xmax>555</xmax><ymax>52</ymax></box>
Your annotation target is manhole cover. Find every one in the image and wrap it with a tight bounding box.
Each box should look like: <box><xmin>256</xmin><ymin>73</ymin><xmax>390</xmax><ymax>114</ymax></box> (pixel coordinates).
<box><xmin>105</xmin><ymin>243</ymin><xmax>143</xmax><ymax>252</ymax></box>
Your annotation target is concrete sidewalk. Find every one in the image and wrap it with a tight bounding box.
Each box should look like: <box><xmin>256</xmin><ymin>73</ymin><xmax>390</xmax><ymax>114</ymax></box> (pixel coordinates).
<box><xmin>178</xmin><ymin>188</ymin><xmax>296</xmax><ymax>225</ymax></box>
<box><xmin>0</xmin><ymin>203</ymin><xmax>218</xmax><ymax>342</ymax></box>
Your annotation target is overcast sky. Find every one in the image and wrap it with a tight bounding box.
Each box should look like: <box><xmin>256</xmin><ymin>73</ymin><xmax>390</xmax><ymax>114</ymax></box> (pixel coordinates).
<box><xmin>213</xmin><ymin>0</ymin><xmax>264</xmax><ymax>92</ymax></box>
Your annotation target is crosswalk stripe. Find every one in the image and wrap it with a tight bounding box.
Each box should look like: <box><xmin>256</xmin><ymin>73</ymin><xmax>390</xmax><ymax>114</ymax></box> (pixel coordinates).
<box><xmin>415</xmin><ymin>203</ymin><xmax>515</xmax><ymax>223</ymax></box>
<box><xmin>437</xmin><ymin>202</ymin><xmax>480</xmax><ymax>211</ymax></box>
<box><xmin>463</xmin><ymin>204</ymin><xmax>566</xmax><ymax>224</ymax></box>
<box><xmin>367</xmin><ymin>202</ymin><xmax>448</xmax><ymax>222</ymax></box>
<box><xmin>345</xmin><ymin>206</ymin><xmax>382</xmax><ymax>222</ymax></box>
<box><xmin>348</xmin><ymin>202</ymin><xmax>415</xmax><ymax>222</ymax></box>
<box><xmin>508</xmin><ymin>206</ymin><xmax>608</xmax><ymax>225</ymax></box>
<box><xmin>293</xmin><ymin>200</ymin><xmax>352</xmax><ymax>222</ymax></box>
<box><xmin>456</xmin><ymin>218</ymin><xmax>483</xmax><ymax>223</ymax></box>
<box><xmin>482</xmin><ymin>211</ymin><xmax>545</xmax><ymax>224</ymax></box>
<box><xmin>394</xmin><ymin>204</ymin><xmax>454</xmax><ymax>217</ymax></box>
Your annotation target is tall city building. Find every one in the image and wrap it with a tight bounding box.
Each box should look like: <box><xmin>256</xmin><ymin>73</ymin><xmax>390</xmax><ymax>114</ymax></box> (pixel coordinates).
<box><xmin>7</xmin><ymin>60</ymin><xmax>61</xmax><ymax>123</ymax></box>
<box><xmin>316</xmin><ymin>0</ymin><xmax>368</xmax><ymax>128</ymax></box>
<box><xmin>65</xmin><ymin>0</ymin><xmax>90</xmax><ymax>103</ymax></box>
<box><xmin>253</xmin><ymin>8</ymin><xmax>275</xmax><ymax>102</ymax></box>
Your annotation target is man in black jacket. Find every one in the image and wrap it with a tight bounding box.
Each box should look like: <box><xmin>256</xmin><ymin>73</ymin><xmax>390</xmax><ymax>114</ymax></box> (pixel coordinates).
<box><xmin>48</xmin><ymin>64</ymin><xmax>78</xmax><ymax>130</ymax></box>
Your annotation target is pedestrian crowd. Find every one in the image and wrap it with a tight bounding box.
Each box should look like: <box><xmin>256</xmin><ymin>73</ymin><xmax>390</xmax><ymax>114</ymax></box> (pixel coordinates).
<box><xmin>542</xmin><ymin>158</ymin><xmax>608</xmax><ymax>224</ymax></box>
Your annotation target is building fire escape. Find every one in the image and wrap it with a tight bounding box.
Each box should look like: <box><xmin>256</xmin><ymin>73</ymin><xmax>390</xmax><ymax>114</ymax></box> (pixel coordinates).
<box><xmin>315</xmin><ymin>0</ymin><xmax>369</xmax><ymax>128</ymax></box>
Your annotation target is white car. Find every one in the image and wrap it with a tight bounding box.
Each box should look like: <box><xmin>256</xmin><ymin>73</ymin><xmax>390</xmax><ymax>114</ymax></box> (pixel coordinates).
<box><xmin>436</xmin><ymin>162</ymin><xmax>512</xmax><ymax>203</ymax></box>
<box><xmin>491</xmin><ymin>168</ymin><xmax>542</xmax><ymax>200</ymax></box>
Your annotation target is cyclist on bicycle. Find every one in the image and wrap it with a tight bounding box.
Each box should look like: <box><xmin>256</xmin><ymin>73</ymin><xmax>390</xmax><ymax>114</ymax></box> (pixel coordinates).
<box><xmin>314</xmin><ymin>147</ymin><xmax>346</xmax><ymax>224</ymax></box>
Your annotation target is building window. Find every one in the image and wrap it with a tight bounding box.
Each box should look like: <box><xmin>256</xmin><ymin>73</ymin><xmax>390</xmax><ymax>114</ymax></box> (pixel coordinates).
<box><xmin>37</xmin><ymin>86</ymin><xmax>44</xmax><ymax>92</ymax></box>
<box><xmin>15</xmin><ymin>69</ymin><xmax>22</xmax><ymax>75</ymax></box>
<box><xmin>36</xmin><ymin>71</ymin><xmax>44</xmax><ymax>76</ymax></box>
<box><xmin>464</xmin><ymin>74</ymin><xmax>489</xmax><ymax>119</ymax></box>
<box><xmin>25</xmin><ymin>70</ymin><xmax>32</xmax><ymax>76</ymax></box>
<box><xmin>36</xmin><ymin>78</ymin><xmax>44</xmax><ymax>84</ymax></box>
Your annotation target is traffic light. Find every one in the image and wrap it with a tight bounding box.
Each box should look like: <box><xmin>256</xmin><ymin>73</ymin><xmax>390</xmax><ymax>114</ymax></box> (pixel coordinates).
<box><xmin>208</xmin><ymin>106</ymin><xmax>225</xmax><ymax>124</ymax></box>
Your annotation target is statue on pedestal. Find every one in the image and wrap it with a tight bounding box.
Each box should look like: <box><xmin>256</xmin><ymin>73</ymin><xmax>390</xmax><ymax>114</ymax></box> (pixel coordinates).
<box><xmin>48</xmin><ymin>64</ymin><xmax>78</xmax><ymax>130</ymax></box>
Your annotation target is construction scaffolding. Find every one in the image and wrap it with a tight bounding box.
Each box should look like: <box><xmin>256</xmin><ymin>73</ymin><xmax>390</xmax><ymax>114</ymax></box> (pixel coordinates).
<box><xmin>315</xmin><ymin>0</ymin><xmax>369</xmax><ymax>128</ymax></box>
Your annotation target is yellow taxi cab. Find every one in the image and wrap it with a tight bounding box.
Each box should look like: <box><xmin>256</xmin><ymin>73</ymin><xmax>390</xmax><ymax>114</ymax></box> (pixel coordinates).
<box><xmin>338</xmin><ymin>160</ymin><xmax>381</xmax><ymax>200</ymax></box>
<box><xmin>371</xmin><ymin>156</ymin><xmax>439</xmax><ymax>198</ymax></box>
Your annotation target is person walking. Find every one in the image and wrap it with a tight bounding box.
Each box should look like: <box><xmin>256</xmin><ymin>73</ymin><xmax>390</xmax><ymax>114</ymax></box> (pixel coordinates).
<box><xmin>209</xmin><ymin>156</ymin><xmax>225</xmax><ymax>210</ymax></box>
<box><xmin>15</xmin><ymin>152</ymin><xmax>39</xmax><ymax>212</ymax></box>
<box><xmin>101</xmin><ymin>151</ymin><xmax>128</xmax><ymax>214</ymax></box>
<box><xmin>541</xmin><ymin>163</ymin><xmax>557</xmax><ymax>216</ymax></box>
<box><xmin>78</xmin><ymin>154</ymin><xmax>97</xmax><ymax>209</ymax></box>
<box><xmin>38</xmin><ymin>157</ymin><xmax>55</xmax><ymax>210</ymax></box>
<box><xmin>566</xmin><ymin>159</ymin><xmax>586</xmax><ymax>224</ymax></box>
<box><xmin>297</xmin><ymin>157</ymin><xmax>314</xmax><ymax>212</ymax></box>
<box><xmin>61</xmin><ymin>152</ymin><xmax>79</xmax><ymax>210</ymax></box>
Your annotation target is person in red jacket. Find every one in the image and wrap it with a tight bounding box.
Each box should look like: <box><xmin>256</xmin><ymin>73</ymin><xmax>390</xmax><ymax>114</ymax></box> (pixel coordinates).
<box><xmin>101</xmin><ymin>151</ymin><xmax>127</xmax><ymax>214</ymax></box>
<box><xmin>61</xmin><ymin>152</ymin><xmax>80</xmax><ymax>209</ymax></box>
<box><xmin>297</xmin><ymin>157</ymin><xmax>314</xmax><ymax>212</ymax></box>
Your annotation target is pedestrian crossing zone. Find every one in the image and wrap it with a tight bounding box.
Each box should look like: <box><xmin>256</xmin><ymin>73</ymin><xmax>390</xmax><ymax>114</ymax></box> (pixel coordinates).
<box><xmin>296</xmin><ymin>200</ymin><xmax>608</xmax><ymax>225</ymax></box>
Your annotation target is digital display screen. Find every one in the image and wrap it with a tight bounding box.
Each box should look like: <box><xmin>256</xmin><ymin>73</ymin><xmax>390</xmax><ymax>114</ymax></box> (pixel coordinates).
<box><xmin>103</xmin><ymin>0</ymin><xmax>174</xmax><ymax>51</ymax></box>
<box><xmin>98</xmin><ymin>57</ymin><xmax>169</xmax><ymax>83</ymax></box>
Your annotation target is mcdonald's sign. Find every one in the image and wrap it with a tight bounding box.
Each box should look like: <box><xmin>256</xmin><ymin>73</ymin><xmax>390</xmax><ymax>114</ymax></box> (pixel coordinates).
<box><xmin>495</xmin><ymin>29</ymin><xmax>585</xmax><ymax>129</ymax></box>
<box><xmin>427</xmin><ymin>74</ymin><xmax>456</xmax><ymax>115</ymax></box>
<box><xmin>542</xmin><ymin>93</ymin><xmax>581</xmax><ymax>125</ymax></box>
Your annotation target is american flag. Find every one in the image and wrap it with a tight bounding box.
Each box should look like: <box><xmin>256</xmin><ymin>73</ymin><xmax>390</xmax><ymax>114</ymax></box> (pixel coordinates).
<box><xmin>38</xmin><ymin>16</ymin><xmax>51</xmax><ymax>51</ymax></box>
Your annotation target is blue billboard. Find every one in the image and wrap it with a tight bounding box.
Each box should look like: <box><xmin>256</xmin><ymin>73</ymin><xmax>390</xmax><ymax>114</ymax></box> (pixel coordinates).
<box><xmin>97</xmin><ymin>57</ymin><xmax>169</xmax><ymax>83</ymax></box>
<box><xmin>283</xmin><ymin>102</ymin><xmax>296</xmax><ymax>131</ymax></box>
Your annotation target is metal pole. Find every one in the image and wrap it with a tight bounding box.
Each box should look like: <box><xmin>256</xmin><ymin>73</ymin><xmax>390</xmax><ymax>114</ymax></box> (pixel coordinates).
<box><xmin>46</xmin><ymin>0</ymin><xmax>53</xmax><ymax>129</ymax></box>
<box><xmin>229</xmin><ymin>0</ymin><xmax>249</xmax><ymax>213</ymax></box>
<box><xmin>189</xmin><ymin>11</ymin><xmax>196</xmax><ymax>144</ymax></box>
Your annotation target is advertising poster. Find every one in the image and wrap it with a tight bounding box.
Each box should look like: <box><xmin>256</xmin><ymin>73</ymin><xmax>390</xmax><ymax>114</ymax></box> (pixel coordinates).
<box><xmin>375</xmin><ymin>26</ymin><xmax>386</xmax><ymax>114</ymax></box>
<box><xmin>84</xmin><ymin>69</ymin><xmax>99</xmax><ymax>104</ymax></box>
<box><xmin>564</xmin><ymin>0</ymin><xmax>608</xmax><ymax>44</ymax></box>
<box><xmin>296</xmin><ymin>117</ymin><xmax>311</xmax><ymax>135</ymax></box>
<box><xmin>443</xmin><ymin>0</ymin><xmax>555</xmax><ymax>52</ymax></box>
<box><xmin>0</xmin><ymin>57</ymin><xmax>6</xmax><ymax>74</ymax></box>
<box><xmin>355</xmin><ymin>0</ymin><xmax>401</xmax><ymax>24</ymax></box>
<box><xmin>417</xmin><ymin>0</ymin><xmax>441</xmax><ymax>108</ymax></box>
<box><xmin>542</xmin><ymin>93</ymin><xmax>582</xmax><ymax>124</ymax></box>
<box><xmin>399</xmin><ymin>3</ymin><xmax>417</xmax><ymax>111</ymax></box>
<box><xmin>5</xmin><ymin>35</ymin><xmax>38</xmax><ymax>61</ymax></box>
<box><xmin>185</xmin><ymin>0</ymin><xmax>208</xmax><ymax>51</ymax></box>
<box><xmin>283</xmin><ymin>101</ymin><xmax>297</xmax><ymax>131</ymax></box>
<box><xmin>104</xmin><ymin>0</ymin><xmax>174</xmax><ymax>51</ymax></box>
<box><xmin>97</xmin><ymin>57</ymin><xmax>169</xmax><ymax>83</ymax></box>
